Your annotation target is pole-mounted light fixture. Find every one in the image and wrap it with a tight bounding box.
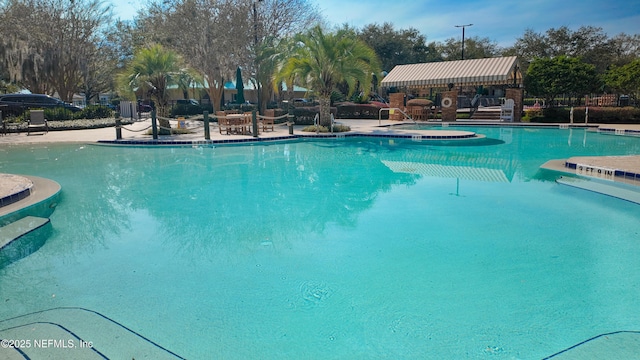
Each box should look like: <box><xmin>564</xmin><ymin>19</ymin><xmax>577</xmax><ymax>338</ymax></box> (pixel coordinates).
<box><xmin>454</xmin><ymin>24</ymin><xmax>473</xmax><ymax>60</ymax></box>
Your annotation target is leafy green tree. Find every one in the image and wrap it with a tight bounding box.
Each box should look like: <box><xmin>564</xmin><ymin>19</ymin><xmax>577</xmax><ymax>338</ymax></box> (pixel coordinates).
<box><xmin>255</xmin><ymin>36</ymin><xmax>290</xmax><ymax>111</ymax></box>
<box><xmin>509</xmin><ymin>26</ymin><xmax>622</xmax><ymax>74</ymax></box>
<box><xmin>436</xmin><ymin>36</ymin><xmax>501</xmax><ymax>61</ymax></box>
<box><xmin>0</xmin><ymin>0</ymin><xmax>112</xmax><ymax>100</ymax></box>
<box><xmin>174</xmin><ymin>69</ymin><xmax>203</xmax><ymax>100</ymax></box>
<box><xmin>357</xmin><ymin>22</ymin><xmax>440</xmax><ymax>71</ymax></box>
<box><xmin>276</xmin><ymin>26</ymin><xmax>381</xmax><ymax>127</ymax></box>
<box><xmin>604</xmin><ymin>59</ymin><xmax>640</xmax><ymax>105</ymax></box>
<box><xmin>525</xmin><ymin>56</ymin><xmax>599</xmax><ymax>106</ymax></box>
<box><xmin>607</xmin><ymin>33</ymin><xmax>640</xmax><ymax>67</ymax></box>
<box><xmin>119</xmin><ymin>44</ymin><xmax>184</xmax><ymax>131</ymax></box>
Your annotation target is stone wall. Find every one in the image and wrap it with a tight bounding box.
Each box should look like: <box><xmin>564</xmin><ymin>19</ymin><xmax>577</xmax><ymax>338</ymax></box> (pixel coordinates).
<box><xmin>440</xmin><ymin>90</ymin><xmax>458</xmax><ymax>122</ymax></box>
<box><xmin>505</xmin><ymin>88</ymin><xmax>524</xmax><ymax>122</ymax></box>
<box><xmin>388</xmin><ymin>93</ymin><xmax>406</xmax><ymax>121</ymax></box>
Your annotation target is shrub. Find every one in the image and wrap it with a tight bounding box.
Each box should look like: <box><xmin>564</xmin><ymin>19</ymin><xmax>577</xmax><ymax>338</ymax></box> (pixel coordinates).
<box><xmin>539</xmin><ymin>107</ymin><xmax>570</xmax><ymax>123</ymax></box>
<box><xmin>332</xmin><ymin>124</ymin><xmax>351</xmax><ymax>132</ymax></box>
<box><xmin>44</xmin><ymin>108</ymin><xmax>75</xmax><ymax>120</ymax></box>
<box><xmin>171</xmin><ymin>103</ymin><xmax>214</xmax><ymax>116</ymax></box>
<box><xmin>43</xmin><ymin>105</ymin><xmax>113</xmax><ymax>121</ymax></box>
<box><xmin>301</xmin><ymin>124</ymin><xmax>350</xmax><ymax>133</ymax></box>
<box><xmin>290</xmin><ymin>106</ymin><xmax>338</xmax><ymax>125</ymax></box>
<box><xmin>223</xmin><ymin>103</ymin><xmax>256</xmax><ymax>113</ymax></box>
<box><xmin>79</xmin><ymin>105</ymin><xmax>113</xmax><ymax>119</ymax></box>
<box><xmin>536</xmin><ymin>106</ymin><xmax>640</xmax><ymax>123</ymax></box>
<box><xmin>336</xmin><ymin>102</ymin><xmax>385</xmax><ymax>119</ymax></box>
<box><xmin>522</xmin><ymin>108</ymin><xmax>544</xmax><ymax>122</ymax></box>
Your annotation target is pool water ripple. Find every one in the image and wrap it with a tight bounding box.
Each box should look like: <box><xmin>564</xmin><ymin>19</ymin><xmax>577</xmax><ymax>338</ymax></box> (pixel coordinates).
<box><xmin>0</xmin><ymin>129</ymin><xmax>639</xmax><ymax>359</ymax></box>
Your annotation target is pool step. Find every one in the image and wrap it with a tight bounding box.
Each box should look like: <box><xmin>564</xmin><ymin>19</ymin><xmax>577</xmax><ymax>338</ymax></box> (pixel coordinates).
<box><xmin>0</xmin><ymin>307</ymin><xmax>185</xmax><ymax>359</ymax></box>
<box><xmin>0</xmin><ymin>216</ymin><xmax>51</xmax><ymax>267</ymax></box>
<box><xmin>544</xmin><ymin>330</ymin><xmax>640</xmax><ymax>359</ymax></box>
<box><xmin>556</xmin><ymin>176</ymin><xmax>640</xmax><ymax>205</ymax></box>
<box><xmin>0</xmin><ymin>216</ymin><xmax>50</xmax><ymax>250</ymax></box>
<box><xmin>0</xmin><ymin>322</ymin><xmax>104</xmax><ymax>360</ymax></box>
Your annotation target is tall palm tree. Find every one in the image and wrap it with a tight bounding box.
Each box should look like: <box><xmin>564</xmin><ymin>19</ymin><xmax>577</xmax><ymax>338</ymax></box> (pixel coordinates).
<box><xmin>119</xmin><ymin>44</ymin><xmax>183</xmax><ymax>132</ymax></box>
<box><xmin>276</xmin><ymin>26</ymin><xmax>381</xmax><ymax>127</ymax></box>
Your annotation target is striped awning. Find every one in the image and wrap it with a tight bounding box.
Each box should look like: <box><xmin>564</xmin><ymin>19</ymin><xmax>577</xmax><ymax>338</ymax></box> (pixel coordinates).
<box><xmin>380</xmin><ymin>56</ymin><xmax>522</xmax><ymax>88</ymax></box>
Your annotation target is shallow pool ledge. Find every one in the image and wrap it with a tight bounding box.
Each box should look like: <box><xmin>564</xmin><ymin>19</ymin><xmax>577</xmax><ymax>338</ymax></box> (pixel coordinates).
<box><xmin>0</xmin><ymin>174</ymin><xmax>61</xmax><ymax>227</ymax></box>
<box><xmin>540</xmin><ymin>156</ymin><xmax>640</xmax><ymax>186</ymax></box>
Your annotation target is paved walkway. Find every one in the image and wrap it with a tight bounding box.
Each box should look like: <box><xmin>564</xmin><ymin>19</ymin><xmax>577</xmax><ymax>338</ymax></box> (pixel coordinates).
<box><xmin>0</xmin><ymin>118</ymin><xmax>478</xmax><ymax>144</ymax></box>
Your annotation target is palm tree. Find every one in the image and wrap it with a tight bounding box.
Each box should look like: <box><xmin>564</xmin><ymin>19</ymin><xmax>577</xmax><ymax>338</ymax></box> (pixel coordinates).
<box><xmin>175</xmin><ymin>69</ymin><xmax>203</xmax><ymax>100</ymax></box>
<box><xmin>276</xmin><ymin>26</ymin><xmax>381</xmax><ymax>127</ymax></box>
<box><xmin>119</xmin><ymin>44</ymin><xmax>183</xmax><ymax>133</ymax></box>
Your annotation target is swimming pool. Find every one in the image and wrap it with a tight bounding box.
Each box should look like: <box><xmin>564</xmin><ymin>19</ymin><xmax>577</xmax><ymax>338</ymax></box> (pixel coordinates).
<box><xmin>1</xmin><ymin>127</ymin><xmax>640</xmax><ymax>359</ymax></box>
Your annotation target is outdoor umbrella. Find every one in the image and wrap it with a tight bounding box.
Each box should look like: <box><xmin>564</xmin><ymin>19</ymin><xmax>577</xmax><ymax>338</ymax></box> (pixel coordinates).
<box><xmin>236</xmin><ymin>67</ymin><xmax>245</xmax><ymax>104</ymax></box>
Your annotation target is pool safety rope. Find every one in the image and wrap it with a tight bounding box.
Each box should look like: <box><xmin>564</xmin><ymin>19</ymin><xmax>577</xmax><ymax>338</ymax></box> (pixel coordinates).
<box><xmin>118</xmin><ymin>123</ymin><xmax>153</xmax><ymax>132</ymax></box>
<box><xmin>111</xmin><ymin>113</ymin><xmax>300</xmax><ymax>141</ymax></box>
<box><xmin>118</xmin><ymin>114</ymin><xmax>293</xmax><ymax>132</ymax></box>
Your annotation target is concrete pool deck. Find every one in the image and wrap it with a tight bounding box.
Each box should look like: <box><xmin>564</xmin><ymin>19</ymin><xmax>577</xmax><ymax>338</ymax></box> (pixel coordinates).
<box><xmin>0</xmin><ymin>118</ymin><xmax>485</xmax><ymax>144</ymax></box>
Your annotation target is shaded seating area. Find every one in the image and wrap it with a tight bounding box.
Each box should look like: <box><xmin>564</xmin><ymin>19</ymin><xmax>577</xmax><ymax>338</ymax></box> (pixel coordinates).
<box><xmin>217</xmin><ymin>111</ymin><xmax>251</xmax><ymax>135</ymax></box>
<box><xmin>214</xmin><ymin>110</ymin><xmax>278</xmax><ymax>135</ymax></box>
<box><xmin>28</xmin><ymin>110</ymin><xmax>48</xmax><ymax>135</ymax></box>
<box><xmin>406</xmin><ymin>98</ymin><xmax>434</xmax><ymax>121</ymax></box>
<box><xmin>380</xmin><ymin>56</ymin><xmax>524</xmax><ymax>122</ymax></box>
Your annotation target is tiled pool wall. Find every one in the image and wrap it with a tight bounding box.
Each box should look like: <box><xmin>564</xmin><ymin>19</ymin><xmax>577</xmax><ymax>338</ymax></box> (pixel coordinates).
<box><xmin>0</xmin><ymin>190</ymin><xmax>61</xmax><ymax>227</ymax></box>
<box><xmin>564</xmin><ymin>161</ymin><xmax>640</xmax><ymax>182</ymax></box>
<box><xmin>97</xmin><ymin>131</ymin><xmax>481</xmax><ymax>147</ymax></box>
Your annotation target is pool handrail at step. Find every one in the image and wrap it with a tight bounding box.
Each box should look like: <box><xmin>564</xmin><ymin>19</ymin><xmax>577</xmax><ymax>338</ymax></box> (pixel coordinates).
<box><xmin>379</xmin><ymin>107</ymin><xmax>414</xmax><ymax>125</ymax></box>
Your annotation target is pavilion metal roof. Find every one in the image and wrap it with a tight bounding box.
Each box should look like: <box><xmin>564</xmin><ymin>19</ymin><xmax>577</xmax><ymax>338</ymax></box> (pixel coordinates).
<box><xmin>380</xmin><ymin>56</ymin><xmax>522</xmax><ymax>88</ymax></box>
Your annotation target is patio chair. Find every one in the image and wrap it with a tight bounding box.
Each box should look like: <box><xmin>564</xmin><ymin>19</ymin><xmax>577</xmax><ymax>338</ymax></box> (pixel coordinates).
<box><xmin>28</xmin><ymin>110</ymin><xmax>48</xmax><ymax>135</ymax></box>
<box><xmin>409</xmin><ymin>106</ymin><xmax>425</xmax><ymax>121</ymax></box>
<box><xmin>215</xmin><ymin>111</ymin><xmax>228</xmax><ymax>135</ymax></box>
<box><xmin>243</xmin><ymin>112</ymin><xmax>254</xmax><ymax>135</ymax></box>
<box><xmin>259</xmin><ymin>115</ymin><xmax>274</xmax><ymax>132</ymax></box>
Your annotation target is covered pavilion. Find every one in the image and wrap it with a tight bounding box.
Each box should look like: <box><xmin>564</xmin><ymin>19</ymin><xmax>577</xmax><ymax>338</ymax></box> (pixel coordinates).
<box><xmin>380</xmin><ymin>56</ymin><xmax>524</xmax><ymax>121</ymax></box>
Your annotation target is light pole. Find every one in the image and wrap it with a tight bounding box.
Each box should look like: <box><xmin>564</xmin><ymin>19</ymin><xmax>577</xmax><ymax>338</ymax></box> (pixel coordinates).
<box><xmin>253</xmin><ymin>0</ymin><xmax>263</xmax><ymax>113</ymax></box>
<box><xmin>454</xmin><ymin>24</ymin><xmax>473</xmax><ymax>60</ymax></box>
<box><xmin>253</xmin><ymin>0</ymin><xmax>262</xmax><ymax>46</ymax></box>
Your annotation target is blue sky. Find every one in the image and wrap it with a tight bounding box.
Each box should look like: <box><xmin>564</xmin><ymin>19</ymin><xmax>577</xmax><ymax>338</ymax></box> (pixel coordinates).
<box><xmin>110</xmin><ymin>0</ymin><xmax>640</xmax><ymax>47</ymax></box>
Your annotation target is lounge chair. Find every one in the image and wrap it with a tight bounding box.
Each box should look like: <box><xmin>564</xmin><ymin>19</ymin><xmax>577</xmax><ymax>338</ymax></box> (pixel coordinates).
<box><xmin>500</xmin><ymin>99</ymin><xmax>514</xmax><ymax>122</ymax></box>
<box><xmin>28</xmin><ymin>110</ymin><xmax>48</xmax><ymax>135</ymax></box>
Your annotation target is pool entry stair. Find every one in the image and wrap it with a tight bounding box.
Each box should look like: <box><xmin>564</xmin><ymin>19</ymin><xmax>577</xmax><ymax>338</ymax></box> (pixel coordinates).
<box><xmin>543</xmin><ymin>330</ymin><xmax>640</xmax><ymax>359</ymax></box>
<box><xmin>0</xmin><ymin>174</ymin><xmax>61</xmax><ymax>268</ymax></box>
<box><xmin>541</xmin><ymin>154</ymin><xmax>640</xmax><ymax>203</ymax></box>
<box><xmin>556</xmin><ymin>176</ymin><xmax>640</xmax><ymax>205</ymax></box>
<box><xmin>0</xmin><ymin>307</ymin><xmax>186</xmax><ymax>359</ymax></box>
<box><xmin>0</xmin><ymin>216</ymin><xmax>51</xmax><ymax>267</ymax></box>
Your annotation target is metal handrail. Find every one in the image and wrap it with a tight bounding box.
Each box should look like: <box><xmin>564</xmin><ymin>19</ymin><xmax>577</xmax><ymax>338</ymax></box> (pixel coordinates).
<box><xmin>378</xmin><ymin>107</ymin><xmax>414</xmax><ymax>125</ymax></box>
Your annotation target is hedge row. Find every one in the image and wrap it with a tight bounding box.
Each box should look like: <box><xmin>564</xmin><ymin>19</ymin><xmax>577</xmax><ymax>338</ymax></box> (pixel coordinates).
<box><xmin>44</xmin><ymin>105</ymin><xmax>114</xmax><ymax>121</ymax></box>
<box><xmin>527</xmin><ymin>107</ymin><xmax>640</xmax><ymax>123</ymax></box>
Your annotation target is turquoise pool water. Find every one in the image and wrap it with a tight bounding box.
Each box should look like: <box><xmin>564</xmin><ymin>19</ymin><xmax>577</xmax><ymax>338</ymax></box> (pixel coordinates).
<box><xmin>1</xmin><ymin>127</ymin><xmax>640</xmax><ymax>359</ymax></box>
